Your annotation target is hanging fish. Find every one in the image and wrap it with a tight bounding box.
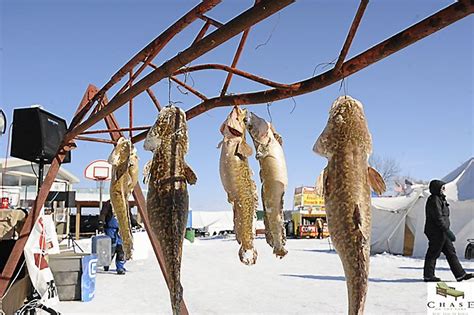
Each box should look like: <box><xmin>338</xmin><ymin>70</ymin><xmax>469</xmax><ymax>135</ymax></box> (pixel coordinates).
<box><xmin>245</xmin><ymin>112</ymin><xmax>288</xmax><ymax>258</ymax></box>
<box><xmin>108</xmin><ymin>137</ymin><xmax>138</xmax><ymax>260</ymax></box>
<box><xmin>219</xmin><ymin>106</ymin><xmax>258</xmax><ymax>265</ymax></box>
<box><xmin>313</xmin><ymin>95</ymin><xmax>386</xmax><ymax>315</ymax></box>
<box><xmin>144</xmin><ymin>105</ymin><xmax>197</xmax><ymax>315</ymax></box>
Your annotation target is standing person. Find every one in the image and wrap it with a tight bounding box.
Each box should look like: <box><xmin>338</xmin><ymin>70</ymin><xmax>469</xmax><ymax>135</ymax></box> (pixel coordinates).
<box><xmin>98</xmin><ymin>200</ymin><xmax>137</xmax><ymax>275</ymax></box>
<box><xmin>316</xmin><ymin>218</ymin><xmax>324</xmax><ymax>239</ymax></box>
<box><xmin>423</xmin><ymin>180</ymin><xmax>473</xmax><ymax>282</ymax></box>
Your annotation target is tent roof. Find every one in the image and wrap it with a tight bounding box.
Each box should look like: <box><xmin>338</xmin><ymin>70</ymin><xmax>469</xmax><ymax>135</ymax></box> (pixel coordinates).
<box><xmin>443</xmin><ymin>157</ymin><xmax>474</xmax><ymax>201</ymax></box>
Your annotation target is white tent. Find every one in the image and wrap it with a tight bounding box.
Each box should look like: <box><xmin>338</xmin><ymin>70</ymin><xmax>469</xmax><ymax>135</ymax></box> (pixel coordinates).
<box><xmin>412</xmin><ymin>158</ymin><xmax>474</xmax><ymax>257</ymax></box>
<box><xmin>190</xmin><ymin>211</ymin><xmax>234</xmax><ymax>235</ymax></box>
<box><xmin>371</xmin><ymin>158</ymin><xmax>474</xmax><ymax>258</ymax></box>
<box><xmin>370</xmin><ymin>186</ymin><xmax>426</xmax><ymax>255</ymax></box>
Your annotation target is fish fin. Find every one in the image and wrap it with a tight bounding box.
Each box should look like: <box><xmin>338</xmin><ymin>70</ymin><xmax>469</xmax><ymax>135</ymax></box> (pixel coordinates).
<box><xmin>313</xmin><ymin>126</ymin><xmax>329</xmax><ymax>157</ymax></box>
<box><xmin>255</xmin><ymin>143</ymin><xmax>269</xmax><ymax>160</ymax></box>
<box><xmin>142</xmin><ymin>160</ymin><xmax>152</xmax><ymax>184</ymax></box>
<box><xmin>323</xmin><ymin>167</ymin><xmax>331</xmax><ymax>197</ymax></box>
<box><xmin>315</xmin><ymin>169</ymin><xmax>325</xmax><ymax>196</ymax></box>
<box><xmin>184</xmin><ymin>162</ymin><xmax>197</xmax><ymax>185</ymax></box>
<box><xmin>368</xmin><ymin>166</ymin><xmax>386</xmax><ymax>195</ymax></box>
<box><xmin>236</xmin><ymin>140</ymin><xmax>253</xmax><ymax>158</ymax></box>
<box><xmin>353</xmin><ymin>204</ymin><xmax>368</xmax><ymax>244</ymax></box>
<box><xmin>216</xmin><ymin>140</ymin><xmax>224</xmax><ymax>149</ymax></box>
<box><xmin>270</xmin><ymin>124</ymin><xmax>283</xmax><ymax>146</ymax></box>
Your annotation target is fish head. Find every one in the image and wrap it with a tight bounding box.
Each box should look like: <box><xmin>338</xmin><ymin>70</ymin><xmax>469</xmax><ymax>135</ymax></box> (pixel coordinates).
<box><xmin>244</xmin><ymin>111</ymin><xmax>270</xmax><ymax>142</ymax></box>
<box><xmin>314</xmin><ymin>95</ymin><xmax>372</xmax><ymax>159</ymax></box>
<box><xmin>108</xmin><ymin>137</ymin><xmax>132</xmax><ymax>166</ymax></box>
<box><xmin>220</xmin><ymin>106</ymin><xmax>247</xmax><ymax>139</ymax></box>
<box><xmin>144</xmin><ymin>106</ymin><xmax>189</xmax><ymax>152</ymax></box>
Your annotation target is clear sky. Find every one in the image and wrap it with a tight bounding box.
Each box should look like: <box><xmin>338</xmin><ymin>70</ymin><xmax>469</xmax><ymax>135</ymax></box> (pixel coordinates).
<box><xmin>1</xmin><ymin>0</ymin><xmax>472</xmax><ymax>211</ymax></box>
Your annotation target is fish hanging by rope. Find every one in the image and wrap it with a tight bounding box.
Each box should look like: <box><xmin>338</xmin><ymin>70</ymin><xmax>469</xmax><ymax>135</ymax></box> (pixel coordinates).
<box><xmin>108</xmin><ymin>137</ymin><xmax>139</xmax><ymax>260</ymax></box>
<box><xmin>144</xmin><ymin>105</ymin><xmax>197</xmax><ymax>315</ymax></box>
<box><xmin>314</xmin><ymin>95</ymin><xmax>386</xmax><ymax>315</ymax></box>
<box><xmin>245</xmin><ymin>112</ymin><xmax>288</xmax><ymax>258</ymax></box>
<box><xmin>219</xmin><ymin>106</ymin><xmax>258</xmax><ymax>265</ymax></box>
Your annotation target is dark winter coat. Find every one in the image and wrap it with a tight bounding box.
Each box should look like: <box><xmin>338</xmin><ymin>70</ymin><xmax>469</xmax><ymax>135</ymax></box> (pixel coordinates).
<box><xmin>424</xmin><ymin>180</ymin><xmax>450</xmax><ymax>237</ymax></box>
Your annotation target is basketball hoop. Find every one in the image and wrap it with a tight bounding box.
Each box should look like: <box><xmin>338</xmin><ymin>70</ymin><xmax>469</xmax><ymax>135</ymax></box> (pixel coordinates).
<box><xmin>85</xmin><ymin>160</ymin><xmax>112</xmax><ymax>181</ymax></box>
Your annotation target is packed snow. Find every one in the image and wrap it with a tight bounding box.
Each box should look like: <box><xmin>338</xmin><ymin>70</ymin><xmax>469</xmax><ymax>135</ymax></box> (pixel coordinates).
<box><xmin>56</xmin><ymin>231</ymin><xmax>473</xmax><ymax>314</ymax></box>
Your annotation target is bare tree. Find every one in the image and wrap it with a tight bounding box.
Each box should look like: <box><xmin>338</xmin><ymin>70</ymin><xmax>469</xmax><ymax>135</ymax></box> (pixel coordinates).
<box><xmin>369</xmin><ymin>155</ymin><xmax>401</xmax><ymax>183</ymax></box>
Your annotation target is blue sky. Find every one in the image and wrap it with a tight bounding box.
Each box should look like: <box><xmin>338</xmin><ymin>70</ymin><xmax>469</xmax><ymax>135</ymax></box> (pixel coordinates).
<box><xmin>1</xmin><ymin>0</ymin><xmax>472</xmax><ymax>211</ymax></box>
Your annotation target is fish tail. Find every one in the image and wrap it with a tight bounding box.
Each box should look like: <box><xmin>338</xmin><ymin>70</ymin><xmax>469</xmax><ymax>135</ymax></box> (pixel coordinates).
<box><xmin>341</xmin><ymin>245</ymin><xmax>369</xmax><ymax>315</ymax></box>
<box><xmin>262</xmin><ymin>187</ymin><xmax>287</xmax><ymax>258</ymax></box>
<box><xmin>170</xmin><ymin>280</ymin><xmax>183</xmax><ymax>315</ymax></box>
<box><xmin>239</xmin><ymin>246</ymin><xmax>257</xmax><ymax>265</ymax></box>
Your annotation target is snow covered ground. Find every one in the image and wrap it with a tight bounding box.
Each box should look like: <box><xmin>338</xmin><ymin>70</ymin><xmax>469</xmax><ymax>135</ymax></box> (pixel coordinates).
<box><xmin>56</xmin><ymin>231</ymin><xmax>474</xmax><ymax>314</ymax></box>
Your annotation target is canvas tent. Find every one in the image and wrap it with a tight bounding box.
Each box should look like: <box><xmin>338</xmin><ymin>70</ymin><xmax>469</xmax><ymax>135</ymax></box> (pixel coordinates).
<box><xmin>190</xmin><ymin>211</ymin><xmax>234</xmax><ymax>235</ymax></box>
<box><xmin>371</xmin><ymin>157</ymin><xmax>474</xmax><ymax>257</ymax></box>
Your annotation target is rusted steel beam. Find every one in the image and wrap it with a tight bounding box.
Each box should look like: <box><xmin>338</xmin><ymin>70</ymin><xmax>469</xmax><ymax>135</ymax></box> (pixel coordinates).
<box><xmin>100</xmin><ymin>94</ymin><xmax>189</xmax><ymax>314</ymax></box>
<box><xmin>0</xmin><ymin>86</ymin><xmax>94</xmax><ymax>296</ymax></box>
<box><xmin>75</xmin><ymin>135</ymin><xmax>117</xmax><ymax>145</ymax></box>
<box><xmin>220</xmin><ymin>0</ymin><xmax>260</xmax><ymax>96</ymax></box>
<box><xmin>129</xmin><ymin>71</ymin><xmax>134</xmax><ymax>138</ymax></box>
<box><xmin>80</xmin><ymin>126</ymin><xmax>151</xmax><ymax>135</ymax></box>
<box><xmin>334</xmin><ymin>0</ymin><xmax>369</xmax><ymax>72</ymax></box>
<box><xmin>193</xmin><ymin>20</ymin><xmax>211</xmax><ymax>44</ymax></box>
<box><xmin>185</xmin><ymin>0</ymin><xmax>473</xmax><ymax>119</ymax></box>
<box><xmin>68</xmin><ymin>0</ymin><xmax>221</xmax><ymax>130</ymax></box>
<box><xmin>146</xmin><ymin>88</ymin><xmax>162</xmax><ymax>111</ymax></box>
<box><xmin>199</xmin><ymin>14</ymin><xmax>224</xmax><ymax>28</ymax></box>
<box><xmin>220</xmin><ymin>29</ymin><xmax>251</xmax><ymax>96</ymax></box>
<box><xmin>170</xmin><ymin>76</ymin><xmax>208</xmax><ymax>100</ymax></box>
<box><xmin>174</xmin><ymin>64</ymin><xmax>294</xmax><ymax>89</ymax></box>
<box><xmin>67</xmin><ymin>0</ymin><xmax>295</xmax><ymax>142</ymax></box>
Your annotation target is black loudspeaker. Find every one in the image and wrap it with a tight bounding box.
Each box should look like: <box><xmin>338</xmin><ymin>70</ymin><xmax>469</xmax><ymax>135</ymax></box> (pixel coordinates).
<box><xmin>11</xmin><ymin>107</ymin><xmax>71</xmax><ymax>164</ymax></box>
<box><xmin>47</xmin><ymin>191</ymin><xmax>76</xmax><ymax>207</ymax></box>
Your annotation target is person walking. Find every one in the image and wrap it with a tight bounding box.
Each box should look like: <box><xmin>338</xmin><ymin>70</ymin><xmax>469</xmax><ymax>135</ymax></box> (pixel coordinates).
<box><xmin>98</xmin><ymin>200</ymin><xmax>139</xmax><ymax>275</ymax></box>
<box><xmin>423</xmin><ymin>180</ymin><xmax>473</xmax><ymax>282</ymax></box>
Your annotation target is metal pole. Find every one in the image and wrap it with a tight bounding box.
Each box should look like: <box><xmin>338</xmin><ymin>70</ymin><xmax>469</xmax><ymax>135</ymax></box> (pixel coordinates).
<box><xmin>99</xmin><ymin>180</ymin><xmax>103</xmax><ymax>212</ymax></box>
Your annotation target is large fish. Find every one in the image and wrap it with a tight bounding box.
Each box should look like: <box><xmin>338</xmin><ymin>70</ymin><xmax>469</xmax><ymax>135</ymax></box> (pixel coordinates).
<box><xmin>144</xmin><ymin>105</ymin><xmax>197</xmax><ymax>315</ymax></box>
<box><xmin>313</xmin><ymin>96</ymin><xmax>386</xmax><ymax>315</ymax></box>
<box><xmin>219</xmin><ymin>106</ymin><xmax>258</xmax><ymax>265</ymax></box>
<box><xmin>108</xmin><ymin>137</ymin><xmax>138</xmax><ymax>260</ymax></box>
<box><xmin>245</xmin><ymin>112</ymin><xmax>288</xmax><ymax>258</ymax></box>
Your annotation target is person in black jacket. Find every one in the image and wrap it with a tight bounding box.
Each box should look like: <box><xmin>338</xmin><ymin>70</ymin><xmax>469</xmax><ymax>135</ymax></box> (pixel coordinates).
<box><xmin>423</xmin><ymin>180</ymin><xmax>473</xmax><ymax>282</ymax></box>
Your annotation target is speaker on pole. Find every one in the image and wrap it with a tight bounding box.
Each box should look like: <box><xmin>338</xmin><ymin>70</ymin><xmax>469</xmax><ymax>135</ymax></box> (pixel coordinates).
<box><xmin>10</xmin><ymin>107</ymin><xmax>71</xmax><ymax>164</ymax></box>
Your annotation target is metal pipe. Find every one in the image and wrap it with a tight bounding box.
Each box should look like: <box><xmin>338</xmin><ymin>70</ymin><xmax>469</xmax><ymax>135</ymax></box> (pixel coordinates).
<box><xmin>80</xmin><ymin>126</ymin><xmax>151</xmax><ymax>135</ymax></box>
<box><xmin>146</xmin><ymin>88</ymin><xmax>162</xmax><ymax>111</ymax></box>
<box><xmin>129</xmin><ymin>71</ymin><xmax>134</xmax><ymax>138</ymax></box>
<box><xmin>66</xmin><ymin>0</ymin><xmax>295</xmax><ymax>141</ymax></box>
<box><xmin>193</xmin><ymin>20</ymin><xmax>211</xmax><ymax>44</ymax></box>
<box><xmin>199</xmin><ymin>14</ymin><xmax>224</xmax><ymax>28</ymax></box>
<box><xmin>184</xmin><ymin>0</ymin><xmax>473</xmax><ymax>119</ymax></box>
<box><xmin>170</xmin><ymin>76</ymin><xmax>208</xmax><ymax>100</ymax></box>
<box><xmin>220</xmin><ymin>29</ymin><xmax>251</xmax><ymax>96</ymax></box>
<box><xmin>68</xmin><ymin>0</ymin><xmax>221</xmax><ymax>130</ymax></box>
<box><xmin>334</xmin><ymin>0</ymin><xmax>369</xmax><ymax>72</ymax></box>
<box><xmin>173</xmin><ymin>63</ymin><xmax>295</xmax><ymax>89</ymax></box>
<box><xmin>75</xmin><ymin>135</ymin><xmax>117</xmax><ymax>145</ymax></box>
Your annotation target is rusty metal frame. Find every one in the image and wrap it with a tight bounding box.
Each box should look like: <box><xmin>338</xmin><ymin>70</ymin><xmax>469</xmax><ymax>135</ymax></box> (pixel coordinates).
<box><xmin>1</xmin><ymin>0</ymin><xmax>472</xmax><ymax>313</ymax></box>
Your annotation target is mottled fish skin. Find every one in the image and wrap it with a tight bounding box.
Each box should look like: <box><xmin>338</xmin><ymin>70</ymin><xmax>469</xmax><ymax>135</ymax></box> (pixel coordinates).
<box><xmin>314</xmin><ymin>96</ymin><xmax>385</xmax><ymax>315</ymax></box>
<box><xmin>219</xmin><ymin>106</ymin><xmax>258</xmax><ymax>265</ymax></box>
<box><xmin>108</xmin><ymin>137</ymin><xmax>136</xmax><ymax>260</ymax></box>
<box><xmin>144</xmin><ymin>106</ymin><xmax>196</xmax><ymax>315</ymax></box>
<box><xmin>245</xmin><ymin>112</ymin><xmax>288</xmax><ymax>258</ymax></box>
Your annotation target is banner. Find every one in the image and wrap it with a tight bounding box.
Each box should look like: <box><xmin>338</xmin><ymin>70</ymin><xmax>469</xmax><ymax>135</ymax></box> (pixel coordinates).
<box><xmin>23</xmin><ymin>208</ymin><xmax>60</xmax><ymax>306</ymax></box>
<box><xmin>81</xmin><ymin>254</ymin><xmax>97</xmax><ymax>302</ymax></box>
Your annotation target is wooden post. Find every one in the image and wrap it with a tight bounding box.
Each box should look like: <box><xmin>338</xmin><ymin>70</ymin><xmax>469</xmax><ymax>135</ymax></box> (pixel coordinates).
<box><xmin>75</xmin><ymin>205</ymin><xmax>81</xmax><ymax>240</ymax></box>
